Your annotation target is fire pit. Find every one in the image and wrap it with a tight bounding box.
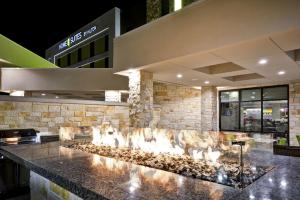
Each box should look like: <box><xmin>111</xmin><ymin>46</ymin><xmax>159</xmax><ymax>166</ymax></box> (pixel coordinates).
<box><xmin>62</xmin><ymin>125</ymin><xmax>272</xmax><ymax>189</ymax></box>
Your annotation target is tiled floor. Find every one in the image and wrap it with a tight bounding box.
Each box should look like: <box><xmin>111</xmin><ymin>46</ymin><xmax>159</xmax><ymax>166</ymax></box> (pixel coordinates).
<box><xmin>232</xmin><ymin>146</ymin><xmax>300</xmax><ymax>200</ymax></box>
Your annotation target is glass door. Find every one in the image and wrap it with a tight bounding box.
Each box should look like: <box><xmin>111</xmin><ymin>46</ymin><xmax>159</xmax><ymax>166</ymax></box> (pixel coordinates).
<box><xmin>219</xmin><ymin>85</ymin><xmax>289</xmax><ymax>142</ymax></box>
<box><xmin>240</xmin><ymin>89</ymin><xmax>261</xmax><ymax>132</ymax></box>
<box><xmin>220</xmin><ymin>91</ymin><xmax>239</xmax><ymax>130</ymax></box>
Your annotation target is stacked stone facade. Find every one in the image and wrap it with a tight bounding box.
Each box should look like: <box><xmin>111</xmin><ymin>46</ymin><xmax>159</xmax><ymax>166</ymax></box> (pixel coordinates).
<box><xmin>146</xmin><ymin>0</ymin><xmax>200</xmax><ymax>22</ymax></box>
<box><xmin>128</xmin><ymin>71</ymin><xmax>153</xmax><ymax>128</ymax></box>
<box><xmin>0</xmin><ymin>100</ymin><xmax>129</xmax><ymax>133</ymax></box>
<box><xmin>146</xmin><ymin>0</ymin><xmax>161</xmax><ymax>22</ymax></box>
<box><xmin>289</xmin><ymin>82</ymin><xmax>300</xmax><ymax>146</ymax></box>
<box><xmin>153</xmin><ymin>82</ymin><xmax>202</xmax><ymax>130</ymax></box>
<box><xmin>201</xmin><ymin>86</ymin><xmax>218</xmax><ymax>131</ymax></box>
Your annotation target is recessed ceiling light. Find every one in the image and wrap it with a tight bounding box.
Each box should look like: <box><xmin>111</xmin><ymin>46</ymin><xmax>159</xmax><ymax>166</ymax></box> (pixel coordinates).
<box><xmin>41</xmin><ymin>93</ymin><xmax>46</xmax><ymax>96</ymax></box>
<box><xmin>278</xmin><ymin>70</ymin><xmax>285</xmax><ymax>75</ymax></box>
<box><xmin>128</xmin><ymin>68</ymin><xmax>136</xmax><ymax>74</ymax></box>
<box><xmin>258</xmin><ymin>59</ymin><xmax>268</xmax><ymax>65</ymax></box>
<box><xmin>177</xmin><ymin>74</ymin><xmax>183</xmax><ymax>78</ymax></box>
<box><xmin>193</xmin><ymin>86</ymin><xmax>202</xmax><ymax>90</ymax></box>
<box><xmin>204</xmin><ymin>81</ymin><xmax>210</xmax><ymax>84</ymax></box>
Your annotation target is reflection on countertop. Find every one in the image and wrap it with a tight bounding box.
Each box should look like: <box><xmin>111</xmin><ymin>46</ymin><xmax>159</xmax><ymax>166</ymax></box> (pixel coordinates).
<box><xmin>0</xmin><ymin>142</ymin><xmax>237</xmax><ymax>200</ymax></box>
<box><xmin>1</xmin><ymin>142</ymin><xmax>300</xmax><ymax>200</ymax></box>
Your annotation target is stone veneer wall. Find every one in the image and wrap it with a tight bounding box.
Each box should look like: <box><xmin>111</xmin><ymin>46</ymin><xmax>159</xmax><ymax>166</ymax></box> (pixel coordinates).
<box><xmin>146</xmin><ymin>0</ymin><xmax>200</xmax><ymax>22</ymax></box>
<box><xmin>153</xmin><ymin>82</ymin><xmax>202</xmax><ymax>130</ymax></box>
<box><xmin>128</xmin><ymin>71</ymin><xmax>153</xmax><ymax>128</ymax></box>
<box><xmin>201</xmin><ymin>86</ymin><xmax>218</xmax><ymax>131</ymax></box>
<box><xmin>0</xmin><ymin>97</ymin><xmax>129</xmax><ymax>133</ymax></box>
<box><xmin>146</xmin><ymin>0</ymin><xmax>161</xmax><ymax>22</ymax></box>
<box><xmin>289</xmin><ymin>82</ymin><xmax>300</xmax><ymax>146</ymax></box>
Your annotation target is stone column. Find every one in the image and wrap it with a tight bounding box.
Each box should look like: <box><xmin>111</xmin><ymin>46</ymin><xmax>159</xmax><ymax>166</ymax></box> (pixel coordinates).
<box><xmin>289</xmin><ymin>82</ymin><xmax>300</xmax><ymax>146</ymax></box>
<box><xmin>128</xmin><ymin>70</ymin><xmax>153</xmax><ymax>128</ymax></box>
<box><xmin>146</xmin><ymin>0</ymin><xmax>161</xmax><ymax>22</ymax></box>
<box><xmin>201</xmin><ymin>86</ymin><xmax>218</xmax><ymax>131</ymax></box>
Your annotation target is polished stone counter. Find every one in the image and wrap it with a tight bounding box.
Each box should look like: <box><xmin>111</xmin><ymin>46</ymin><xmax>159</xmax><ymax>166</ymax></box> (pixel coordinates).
<box><xmin>1</xmin><ymin>142</ymin><xmax>300</xmax><ymax>200</ymax></box>
<box><xmin>0</xmin><ymin>142</ymin><xmax>237</xmax><ymax>200</ymax></box>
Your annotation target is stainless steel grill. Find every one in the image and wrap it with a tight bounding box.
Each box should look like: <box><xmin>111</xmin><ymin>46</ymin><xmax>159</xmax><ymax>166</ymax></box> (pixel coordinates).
<box><xmin>0</xmin><ymin>128</ymin><xmax>39</xmax><ymax>199</ymax></box>
<box><xmin>0</xmin><ymin>129</ymin><xmax>38</xmax><ymax>146</ymax></box>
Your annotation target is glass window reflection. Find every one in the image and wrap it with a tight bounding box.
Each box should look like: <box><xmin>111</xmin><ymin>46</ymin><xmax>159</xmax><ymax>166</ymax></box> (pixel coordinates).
<box><xmin>220</xmin><ymin>91</ymin><xmax>239</xmax><ymax>102</ymax></box>
<box><xmin>241</xmin><ymin>89</ymin><xmax>261</xmax><ymax>101</ymax></box>
<box><xmin>263</xmin><ymin>100</ymin><xmax>288</xmax><ymax>134</ymax></box>
<box><xmin>220</xmin><ymin>102</ymin><xmax>239</xmax><ymax>130</ymax></box>
<box><xmin>240</xmin><ymin>102</ymin><xmax>261</xmax><ymax>132</ymax></box>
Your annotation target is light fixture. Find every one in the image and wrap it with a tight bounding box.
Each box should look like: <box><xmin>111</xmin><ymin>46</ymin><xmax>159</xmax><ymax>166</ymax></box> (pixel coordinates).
<box><xmin>41</xmin><ymin>93</ymin><xmax>46</xmax><ymax>96</ymax></box>
<box><xmin>10</xmin><ymin>91</ymin><xmax>25</xmax><ymax>97</ymax></box>
<box><xmin>258</xmin><ymin>59</ymin><xmax>268</xmax><ymax>65</ymax></box>
<box><xmin>193</xmin><ymin>86</ymin><xmax>202</xmax><ymax>90</ymax></box>
<box><xmin>174</xmin><ymin>0</ymin><xmax>182</xmax><ymax>11</ymax></box>
<box><xmin>177</xmin><ymin>74</ymin><xmax>183</xmax><ymax>78</ymax></box>
<box><xmin>204</xmin><ymin>81</ymin><xmax>210</xmax><ymax>84</ymax></box>
<box><xmin>280</xmin><ymin>180</ymin><xmax>287</xmax><ymax>187</ymax></box>
<box><xmin>268</xmin><ymin>178</ymin><xmax>273</xmax><ymax>183</ymax></box>
<box><xmin>55</xmin><ymin>96</ymin><xmax>59</xmax><ymax>99</ymax></box>
<box><xmin>127</xmin><ymin>68</ymin><xmax>136</xmax><ymax>74</ymax></box>
<box><xmin>278</xmin><ymin>70</ymin><xmax>285</xmax><ymax>75</ymax></box>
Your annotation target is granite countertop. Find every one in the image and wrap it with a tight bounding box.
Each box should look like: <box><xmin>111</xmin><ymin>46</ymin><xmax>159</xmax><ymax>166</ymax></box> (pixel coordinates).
<box><xmin>1</xmin><ymin>142</ymin><xmax>300</xmax><ymax>200</ymax></box>
<box><xmin>0</xmin><ymin>142</ymin><xmax>238</xmax><ymax>200</ymax></box>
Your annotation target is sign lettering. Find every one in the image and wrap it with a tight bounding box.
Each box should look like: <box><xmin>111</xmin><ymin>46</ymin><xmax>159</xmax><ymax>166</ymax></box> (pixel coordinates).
<box><xmin>58</xmin><ymin>26</ymin><xmax>97</xmax><ymax>50</ymax></box>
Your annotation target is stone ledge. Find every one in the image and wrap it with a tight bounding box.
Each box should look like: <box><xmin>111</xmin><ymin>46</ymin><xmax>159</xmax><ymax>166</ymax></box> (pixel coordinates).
<box><xmin>0</xmin><ymin>96</ymin><xmax>129</xmax><ymax>107</ymax></box>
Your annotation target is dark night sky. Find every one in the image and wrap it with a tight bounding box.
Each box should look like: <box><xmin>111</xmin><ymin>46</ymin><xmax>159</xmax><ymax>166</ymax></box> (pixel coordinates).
<box><xmin>1</xmin><ymin>0</ymin><xmax>146</xmax><ymax>57</ymax></box>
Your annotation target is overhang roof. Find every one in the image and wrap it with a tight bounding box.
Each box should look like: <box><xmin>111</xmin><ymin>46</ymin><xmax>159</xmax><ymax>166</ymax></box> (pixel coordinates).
<box><xmin>0</xmin><ymin>34</ymin><xmax>57</xmax><ymax>68</ymax></box>
<box><xmin>114</xmin><ymin>0</ymin><xmax>300</xmax><ymax>87</ymax></box>
<box><xmin>0</xmin><ymin>68</ymin><xmax>128</xmax><ymax>91</ymax></box>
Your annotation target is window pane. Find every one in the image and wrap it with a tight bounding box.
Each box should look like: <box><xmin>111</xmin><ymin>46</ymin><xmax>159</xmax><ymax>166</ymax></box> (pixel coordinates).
<box><xmin>240</xmin><ymin>101</ymin><xmax>261</xmax><ymax>132</ymax></box>
<box><xmin>70</xmin><ymin>50</ymin><xmax>78</xmax><ymax>65</ymax></box>
<box><xmin>95</xmin><ymin>37</ymin><xmax>106</xmax><ymax>55</ymax></box>
<box><xmin>220</xmin><ymin>102</ymin><xmax>239</xmax><ymax>130</ymax></box>
<box><xmin>161</xmin><ymin>0</ymin><xmax>170</xmax><ymax>16</ymax></box>
<box><xmin>82</xmin><ymin>44</ymin><xmax>90</xmax><ymax>60</ymax></box>
<box><xmin>263</xmin><ymin>86</ymin><xmax>288</xmax><ymax>100</ymax></box>
<box><xmin>94</xmin><ymin>59</ymin><xmax>105</xmax><ymax>68</ymax></box>
<box><xmin>241</xmin><ymin>89</ymin><xmax>261</xmax><ymax>101</ymax></box>
<box><xmin>78</xmin><ymin>48</ymin><xmax>82</xmax><ymax>62</ymax></box>
<box><xmin>60</xmin><ymin>55</ymin><xmax>67</xmax><ymax>68</ymax></box>
<box><xmin>56</xmin><ymin>58</ymin><xmax>61</xmax><ymax>67</ymax></box>
<box><xmin>263</xmin><ymin>100</ymin><xmax>288</xmax><ymax>134</ymax></box>
<box><xmin>220</xmin><ymin>91</ymin><xmax>239</xmax><ymax>102</ymax></box>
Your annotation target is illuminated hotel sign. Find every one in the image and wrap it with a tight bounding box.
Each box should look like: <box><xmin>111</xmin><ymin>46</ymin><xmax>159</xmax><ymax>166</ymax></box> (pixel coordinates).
<box><xmin>58</xmin><ymin>26</ymin><xmax>97</xmax><ymax>50</ymax></box>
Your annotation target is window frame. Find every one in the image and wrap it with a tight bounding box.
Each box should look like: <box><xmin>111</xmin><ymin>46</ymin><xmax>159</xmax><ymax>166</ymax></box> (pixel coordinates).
<box><xmin>219</xmin><ymin>85</ymin><xmax>289</xmax><ymax>144</ymax></box>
